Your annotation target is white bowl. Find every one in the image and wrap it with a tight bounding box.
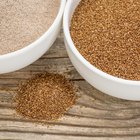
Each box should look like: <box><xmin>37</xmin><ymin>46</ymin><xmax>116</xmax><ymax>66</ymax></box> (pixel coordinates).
<box><xmin>0</xmin><ymin>0</ymin><xmax>66</xmax><ymax>74</ymax></box>
<box><xmin>63</xmin><ymin>0</ymin><xmax>140</xmax><ymax>101</ymax></box>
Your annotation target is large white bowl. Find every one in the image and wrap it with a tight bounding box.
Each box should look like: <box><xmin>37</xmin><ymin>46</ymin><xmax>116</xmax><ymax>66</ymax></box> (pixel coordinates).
<box><xmin>0</xmin><ymin>0</ymin><xmax>66</xmax><ymax>74</ymax></box>
<box><xmin>63</xmin><ymin>0</ymin><xmax>140</xmax><ymax>100</ymax></box>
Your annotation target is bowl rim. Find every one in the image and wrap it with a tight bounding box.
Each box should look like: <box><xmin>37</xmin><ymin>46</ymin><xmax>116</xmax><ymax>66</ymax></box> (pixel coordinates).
<box><xmin>63</xmin><ymin>0</ymin><xmax>140</xmax><ymax>85</ymax></box>
<box><xmin>0</xmin><ymin>0</ymin><xmax>66</xmax><ymax>59</ymax></box>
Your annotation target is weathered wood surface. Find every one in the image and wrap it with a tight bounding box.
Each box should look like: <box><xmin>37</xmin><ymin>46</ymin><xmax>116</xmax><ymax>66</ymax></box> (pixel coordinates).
<box><xmin>0</xmin><ymin>31</ymin><xmax>140</xmax><ymax>140</ymax></box>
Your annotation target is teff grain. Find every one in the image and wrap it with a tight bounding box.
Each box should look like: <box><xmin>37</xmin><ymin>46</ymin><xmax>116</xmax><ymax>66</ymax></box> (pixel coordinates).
<box><xmin>15</xmin><ymin>73</ymin><xmax>77</xmax><ymax>121</ymax></box>
<box><xmin>70</xmin><ymin>0</ymin><xmax>140</xmax><ymax>80</ymax></box>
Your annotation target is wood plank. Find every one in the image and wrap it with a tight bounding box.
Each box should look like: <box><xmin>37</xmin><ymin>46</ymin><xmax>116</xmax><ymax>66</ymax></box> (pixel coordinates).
<box><xmin>1</xmin><ymin>132</ymin><xmax>140</xmax><ymax>140</ymax></box>
<box><xmin>1</xmin><ymin>107</ymin><xmax>140</xmax><ymax>128</ymax></box>
<box><xmin>1</xmin><ymin>120</ymin><xmax>140</xmax><ymax>136</ymax></box>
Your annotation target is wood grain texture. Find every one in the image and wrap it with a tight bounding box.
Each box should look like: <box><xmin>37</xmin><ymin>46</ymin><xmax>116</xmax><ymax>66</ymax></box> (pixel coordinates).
<box><xmin>0</xmin><ymin>30</ymin><xmax>140</xmax><ymax>140</ymax></box>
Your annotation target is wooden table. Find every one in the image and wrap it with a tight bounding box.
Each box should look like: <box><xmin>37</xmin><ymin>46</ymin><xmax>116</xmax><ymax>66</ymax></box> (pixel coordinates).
<box><xmin>0</xmin><ymin>30</ymin><xmax>140</xmax><ymax>140</ymax></box>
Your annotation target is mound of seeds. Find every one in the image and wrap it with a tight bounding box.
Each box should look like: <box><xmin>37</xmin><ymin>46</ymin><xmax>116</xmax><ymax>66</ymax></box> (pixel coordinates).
<box><xmin>71</xmin><ymin>0</ymin><xmax>140</xmax><ymax>80</ymax></box>
<box><xmin>15</xmin><ymin>73</ymin><xmax>77</xmax><ymax>121</ymax></box>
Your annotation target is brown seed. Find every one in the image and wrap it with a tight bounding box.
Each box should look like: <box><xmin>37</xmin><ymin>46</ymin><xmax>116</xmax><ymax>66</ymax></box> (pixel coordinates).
<box><xmin>70</xmin><ymin>0</ymin><xmax>140</xmax><ymax>80</ymax></box>
<box><xmin>15</xmin><ymin>73</ymin><xmax>77</xmax><ymax>121</ymax></box>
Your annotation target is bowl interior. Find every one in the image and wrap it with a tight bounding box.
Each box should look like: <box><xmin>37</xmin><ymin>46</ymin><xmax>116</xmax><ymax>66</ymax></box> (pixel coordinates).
<box><xmin>0</xmin><ymin>0</ymin><xmax>65</xmax><ymax>58</ymax></box>
<box><xmin>67</xmin><ymin>0</ymin><xmax>81</xmax><ymax>27</ymax></box>
<box><xmin>64</xmin><ymin>0</ymin><xmax>140</xmax><ymax>85</ymax></box>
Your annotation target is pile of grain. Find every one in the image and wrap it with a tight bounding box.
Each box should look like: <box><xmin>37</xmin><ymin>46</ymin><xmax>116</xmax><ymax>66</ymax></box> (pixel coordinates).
<box><xmin>0</xmin><ymin>0</ymin><xmax>60</xmax><ymax>55</ymax></box>
<box><xmin>70</xmin><ymin>0</ymin><xmax>140</xmax><ymax>80</ymax></box>
<box><xmin>15</xmin><ymin>73</ymin><xmax>77</xmax><ymax>121</ymax></box>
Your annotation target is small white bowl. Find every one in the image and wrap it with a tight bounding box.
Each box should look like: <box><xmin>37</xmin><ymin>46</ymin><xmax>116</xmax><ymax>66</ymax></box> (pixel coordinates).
<box><xmin>63</xmin><ymin>0</ymin><xmax>140</xmax><ymax>100</ymax></box>
<box><xmin>0</xmin><ymin>0</ymin><xmax>66</xmax><ymax>74</ymax></box>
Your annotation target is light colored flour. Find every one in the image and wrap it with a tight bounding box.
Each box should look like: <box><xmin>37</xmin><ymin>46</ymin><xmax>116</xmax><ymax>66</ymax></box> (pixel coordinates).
<box><xmin>0</xmin><ymin>0</ymin><xmax>60</xmax><ymax>55</ymax></box>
